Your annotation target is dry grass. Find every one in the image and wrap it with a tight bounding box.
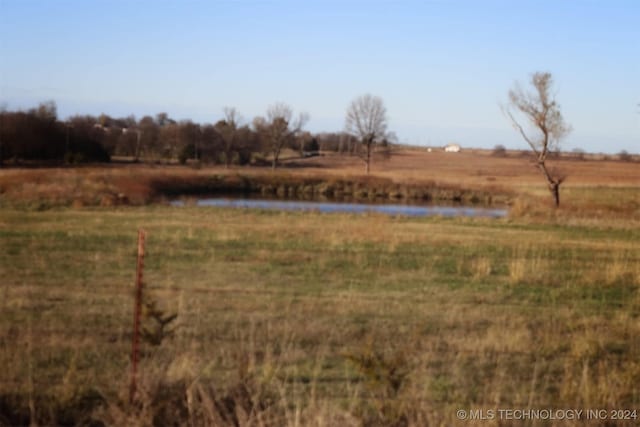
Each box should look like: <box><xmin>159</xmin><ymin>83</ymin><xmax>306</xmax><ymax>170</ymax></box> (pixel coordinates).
<box><xmin>1</xmin><ymin>206</ymin><xmax>639</xmax><ymax>425</ymax></box>
<box><xmin>1</xmin><ymin>149</ymin><xmax>638</xmax><ymax>219</ymax></box>
<box><xmin>0</xmin><ymin>149</ymin><xmax>639</xmax><ymax>425</ymax></box>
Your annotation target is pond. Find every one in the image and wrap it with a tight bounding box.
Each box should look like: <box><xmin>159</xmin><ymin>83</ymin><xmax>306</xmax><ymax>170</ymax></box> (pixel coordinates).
<box><xmin>172</xmin><ymin>197</ymin><xmax>508</xmax><ymax>218</ymax></box>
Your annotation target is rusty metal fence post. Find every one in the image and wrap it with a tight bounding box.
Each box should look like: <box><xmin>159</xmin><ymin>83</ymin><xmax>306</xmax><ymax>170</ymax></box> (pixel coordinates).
<box><xmin>130</xmin><ymin>229</ymin><xmax>146</xmax><ymax>404</ymax></box>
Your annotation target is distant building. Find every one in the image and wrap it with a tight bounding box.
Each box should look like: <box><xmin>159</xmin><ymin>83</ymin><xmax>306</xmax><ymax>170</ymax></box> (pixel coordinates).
<box><xmin>444</xmin><ymin>143</ymin><xmax>461</xmax><ymax>153</ymax></box>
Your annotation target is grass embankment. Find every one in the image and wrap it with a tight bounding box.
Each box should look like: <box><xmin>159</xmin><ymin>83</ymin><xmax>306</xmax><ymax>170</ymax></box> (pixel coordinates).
<box><xmin>1</xmin><ymin>207</ymin><xmax>639</xmax><ymax>425</ymax></box>
<box><xmin>1</xmin><ymin>149</ymin><xmax>638</xmax><ymax>220</ymax></box>
<box><xmin>0</xmin><ymin>164</ymin><xmax>509</xmax><ymax>210</ymax></box>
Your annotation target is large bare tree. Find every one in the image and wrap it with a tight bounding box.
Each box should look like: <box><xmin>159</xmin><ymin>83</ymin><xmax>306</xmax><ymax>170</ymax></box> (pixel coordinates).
<box><xmin>345</xmin><ymin>94</ymin><xmax>388</xmax><ymax>174</ymax></box>
<box><xmin>262</xmin><ymin>103</ymin><xmax>308</xmax><ymax>169</ymax></box>
<box><xmin>505</xmin><ymin>72</ymin><xmax>571</xmax><ymax>207</ymax></box>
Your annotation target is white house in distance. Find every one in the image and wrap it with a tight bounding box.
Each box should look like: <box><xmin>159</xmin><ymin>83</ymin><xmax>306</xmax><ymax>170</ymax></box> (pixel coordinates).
<box><xmin>444</xmin><ymin>143</ymin><xmax>461</xmax><ymax>153</ymax></box>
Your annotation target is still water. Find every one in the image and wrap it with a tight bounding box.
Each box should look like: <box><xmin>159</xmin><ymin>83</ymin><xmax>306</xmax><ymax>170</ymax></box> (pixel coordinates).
<box><xmin>173</xmin><ymin>198</ymin><xmax>508</xmax><ymax>218</ymax></box>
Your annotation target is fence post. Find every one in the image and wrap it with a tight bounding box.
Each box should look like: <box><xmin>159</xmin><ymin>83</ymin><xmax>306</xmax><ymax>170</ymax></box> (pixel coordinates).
<box><xmin>130</xmin><ymin>229</ymin><xmax>146</xmax><ymax>404</ymax></box>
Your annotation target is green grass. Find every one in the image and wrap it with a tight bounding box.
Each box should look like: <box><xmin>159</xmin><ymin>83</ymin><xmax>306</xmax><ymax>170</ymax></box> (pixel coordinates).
<box><xmin>1</xmin><ymin>206</ymin><xmax>640</xmax><ymax>425</ymax></box>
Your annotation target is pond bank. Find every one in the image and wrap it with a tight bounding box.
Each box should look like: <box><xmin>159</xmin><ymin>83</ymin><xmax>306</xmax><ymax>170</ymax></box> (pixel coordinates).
<box><xmin>152</xmin><ymin>173</ymin><xmax>512</xmax><ymax>206</ymax></box>
<box><xmin>0</xmin><ymin>167</ymin><xmax>513</xmax><ymax>209</ymax></box>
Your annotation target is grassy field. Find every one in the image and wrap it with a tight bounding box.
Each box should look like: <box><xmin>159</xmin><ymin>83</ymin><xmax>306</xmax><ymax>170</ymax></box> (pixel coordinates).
<box><xmin>1</xmin><ymin>149</ymin><xmax>639</xmax><ymax>218</ymax></box>
<box><xmin>1</xmin><ymin>150</ymin><xmax>640</xmax><ymax>426</ymax></box>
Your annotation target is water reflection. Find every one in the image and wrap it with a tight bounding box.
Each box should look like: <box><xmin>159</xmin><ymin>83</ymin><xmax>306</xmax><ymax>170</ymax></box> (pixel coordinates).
<box><xmin>173</xmin><ymin>198</ymin><xmax>507</xmax><ymax>218</ymax></box>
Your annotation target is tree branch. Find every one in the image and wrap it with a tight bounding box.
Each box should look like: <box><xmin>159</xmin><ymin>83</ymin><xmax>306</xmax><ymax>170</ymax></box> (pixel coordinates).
<box><xmin>506</xmin><ymin>110</ymin><xmax>540</xmax><ymax>158</ymax></box>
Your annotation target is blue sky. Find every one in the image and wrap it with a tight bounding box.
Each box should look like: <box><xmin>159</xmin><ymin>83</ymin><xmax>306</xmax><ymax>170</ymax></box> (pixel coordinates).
<box><xmin>1</xmin><ymin>0</ymin><xmax>638</xmax><ymax>153</ymax></box>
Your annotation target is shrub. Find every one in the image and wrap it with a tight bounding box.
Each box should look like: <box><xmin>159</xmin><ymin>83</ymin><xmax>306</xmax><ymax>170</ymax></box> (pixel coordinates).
<box><xmin>618</xmin><ymin>150</ymin><xmax>632</xmax><ymax>162</ymax></box>
<box><xmin>492</xmin><ymin>144</ymin><xmax>507</xmax><ymax>157</ymax></box>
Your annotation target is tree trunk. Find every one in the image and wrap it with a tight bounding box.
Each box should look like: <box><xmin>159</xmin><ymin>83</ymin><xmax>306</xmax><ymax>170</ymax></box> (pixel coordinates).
<box><xmin>550</xmin><ymin>181</ymin><xmax>560</xmax><ymax>207</ymax></box>
<box><xmin>134</xmin><ymin>131</ymin><xmax>141</xmax><ymax>162</ymax></box>
<box><xmin>537</xmin><ymin>161</ymin><xmax>562</xmax><ymax>207</ymax></box>
<box><xmin>365</xmin><ymin>141</ymin><xmax>372</xmax><ymax>174</ymax></box>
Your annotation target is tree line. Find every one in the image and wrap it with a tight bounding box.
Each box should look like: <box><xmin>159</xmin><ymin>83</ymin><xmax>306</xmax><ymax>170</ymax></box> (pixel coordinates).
<box><xmin>0</xmin><ymin>101</ymin><xmax>111</xmax><ymax>164</ymax></box>
<box><xmin>2</xmin><ymin>75</ymin><xmax>599</xmax><ymax>208</ymax></box>
<box><xmin>0</xmin><ymin>97</ymin><xmax>395</xmax><ymax>170</ymax></box>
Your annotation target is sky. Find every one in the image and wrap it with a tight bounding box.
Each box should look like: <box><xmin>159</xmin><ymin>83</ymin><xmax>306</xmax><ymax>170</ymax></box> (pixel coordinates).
<box><xmin>1</xmin><ymin>0</ymin><xmax>639</xmax><ymax>153</ymax></box>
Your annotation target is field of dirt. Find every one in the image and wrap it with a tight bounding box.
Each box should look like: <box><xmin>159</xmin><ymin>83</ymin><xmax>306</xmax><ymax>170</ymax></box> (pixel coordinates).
<box><xmin>285</xmin><ymin>148</ymin><xmax>640</xmax><ymax>189</ymax></box>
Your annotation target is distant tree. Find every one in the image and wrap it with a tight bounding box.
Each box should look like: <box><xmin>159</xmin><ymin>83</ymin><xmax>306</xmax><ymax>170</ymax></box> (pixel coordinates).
<box><xmin>178</xmin><ymin>144</ymin><xmax>194</xmax><ymax>164</ymax></box>
<box><xmin>261</xmin><ymin>103</ymin><xmax>308</xmax><ymax>169</ymax></box>
<box><xmin>139</xmin><ymin>116</ymin><xmax>160</xmax><ymax>160</ymax></box>
<box><xmin>618</xmin><ymin>150</ymin><xmax>632</xmax><ymax>162</ymax></box>
<box><xmin>90</xmin><ymin>113</ymin><xmax>120</xmax><ymax>155</ymax></box>
<box><xmin>379</xmin><ymin>131</ymin><xmax>398</xmax><ymax>160</ymax></box>
<box><xmin>98</xmin><ymin>113</ymin><xmax>110</xmax><ymax>127</ymax></box>
<box><xmin>312</xmin><ymin>132</ymin><xmax>347</xmax><ymax>153</ymax></box>
<box><xmin>155</xmin><ymin>112</ymin><xmax>175</xmax><ymax>127</ymax></box>
<box><xmin>492</xmin><ymin>144</ymin><xmax>507</xmax><ymax>157</ymax></box>
<box><xmin>124</xmin><ymin>115</ymin><xmax>137</xmax><ymax>129</ymax></box>
<box><xmin>158</xmin><ymin>122</ymin><xmax>179</xmax><ymax>159</ymax></box>
<box><xmin>265</xmin><ymin>104</ymin><xmax>291</xmax><ymax>169</ymax></box>
<box><xmin>571</xmin><ymin>147</ymin><xmax>586</xmax><ymax>160</ymax></box>
<box><xmin>504</xmin><ymin>72</ymin><xmax>571</xmax><ymax>207</ymax></box>
<box><xmin>215</xmin><ymin>107</ymin><xmax>242</xmax><ymax>168</ymax></box>
<box><xmin>32</xmin><ymin>100</ymin><xmax>57</xmax><ymax>122</ymax></box>
<box><xmin>296</xmin><ymin>130</ymin><xmax>312</xmax><ymax>157</ymax></box>
<box><xmin>236</xmin><ymin>125</ymin><xmax>259</xmax><ymax>165</ymax></box>
<box><xmin>119</xmin><ymin>115</ymin><xmax>141</xmax><ymax>160</ymax></box>
<box><xmin>199</xmin><ymin>124</ymin><xmax>221</xmax><ymax>163</ymax></box>
<box><xmin>116</xmin><ymin>127</ymin><xmax>137</xmax><ymax>157</ymax></box>
<box><xmin>176</xmin><ymin>120</ymin><xmax>201</xmax><ymax>164</ymax></box>
<box><xmin>345</xmin><ymin>94</ymin><xmax>388</xmax><ymax>174</ymax></box>
<box><xmin>0</xmin><ymin>102</ymin><xmax>62</xmax><ymax>162</ymax></box>
<box><xmin>0</xmin><ymin>102</ymin><xmax>109</xmax><ymax>164</ymax></box>
<box><xmin>339</xmin><ymin>132</ymin><xmax>358</xmax><ymax>155</ymax></box>
<box><xmin>65</xmin><ymin>115</ymin><xmax>110</xmax><ymax>163</ymax></box>
<box><xmin>307</xmin><ymin>137</ymin><xmax>320</xmax><ymax>152</ymax></box>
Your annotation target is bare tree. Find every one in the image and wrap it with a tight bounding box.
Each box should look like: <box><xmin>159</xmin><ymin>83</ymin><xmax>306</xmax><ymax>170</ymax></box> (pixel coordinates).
<box><xmin>155</xmin><ymin>112</ymin><xmax>169</xmax><ymax>126</ymax></box>
<box><xmin>33</xmin><ymin>100</ymin><xmax>57</xmax><ymax>122</ymax></box>
<box><xmin>158</xmin><ymin>121</ymin><xmax>179</xmax><ymax>159</ymax></box>
<box><xmin>296</xmin><ymin>130</ymin><xmax>312</xmax><ymax>157</ymax></box>
<box><xmin>215</xmin><ymin>107</ymin><xmax>242</xmax><ymax>168</ymax></box>
<box><xmin>345</xmin><ymin>94</ymin><xmax>388</xmax><ymax>174</ymax></box>
<box><xmin>139</xmin><ymin>116</ymin><xmax>160</xmax><ymax>160</ymax></box>
<box><xmin>505</xmin><ymin>72</ymin><xmax>571</xmax><ymax>207</ymax></box>
<box><xmin>177</xmin><ymin>120</ymin><xmax>201</xmax><ymax>163</ymax></box>
<box><xmin>263</xmin><ymin>103</ymin><xmax>308</xmax><ymax>169</ymax></box>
